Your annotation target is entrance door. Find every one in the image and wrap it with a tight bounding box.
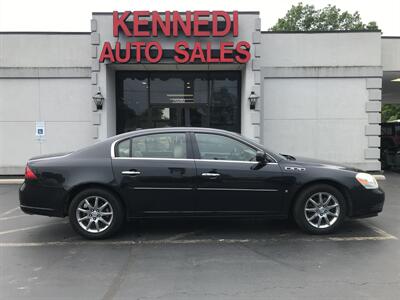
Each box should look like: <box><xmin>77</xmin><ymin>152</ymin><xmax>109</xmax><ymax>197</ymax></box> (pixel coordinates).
<box><xmin>150</xmin><ymin>105</ymin><xmax>208</xmax><ymax>128</ymax></box>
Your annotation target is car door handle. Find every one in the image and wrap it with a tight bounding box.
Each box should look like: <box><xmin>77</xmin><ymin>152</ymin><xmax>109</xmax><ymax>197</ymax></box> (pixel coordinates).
<box><xmin>201</xmin><ymin>172</ymin><xmax>220</xmax><ymax>177</ymax></box>
<box><xmin>121</xmin><ymin>170</ymin><xmax>141</xmax><ymax>176</ymax></box>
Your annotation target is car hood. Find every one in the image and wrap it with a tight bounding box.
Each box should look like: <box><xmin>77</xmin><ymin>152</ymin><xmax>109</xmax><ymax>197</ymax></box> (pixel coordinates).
<box><xmin>280</xmin><ymin>155</ymin><xmax>363</xmax><ymax>173</ymax></box>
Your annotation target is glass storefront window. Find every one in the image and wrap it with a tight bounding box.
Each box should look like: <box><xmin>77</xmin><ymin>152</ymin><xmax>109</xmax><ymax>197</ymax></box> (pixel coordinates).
<box><xmin>209</xmin><ymin>72</ymin><xmax>241</xmax><ymax>133</ymax></box>
<box><xmin>116</xmin><ymin>72</ymin><xmax>149</xmax><ymax>133</ymax></box>
<box><xmin>150</xmin><ymin>72</ymin><xmax>208</xmax><ymax>105</ymax></box>
<box><xmin>116</xmin><ymin>71</ymin><xmax>241</xmax><ymax>134</ymax></box>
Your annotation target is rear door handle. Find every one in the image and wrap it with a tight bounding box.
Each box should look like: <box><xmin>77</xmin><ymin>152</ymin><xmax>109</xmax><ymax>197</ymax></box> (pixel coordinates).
<box><xmin>201</xmin><ymin>172</ymin><xmax>220</xmax><ymax>177</ymax></box>
<box><xmin>121</xmin><ymin>170</ymin><xmax>141</xmax><ymax>176</ymax></box>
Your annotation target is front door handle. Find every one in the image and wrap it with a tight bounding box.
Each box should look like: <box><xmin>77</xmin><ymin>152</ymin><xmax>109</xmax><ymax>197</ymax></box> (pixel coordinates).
<box><xmin>201</xmin><ymin>172</ymin><xmax>220</xmax><ymax>177</ymax></box>
<box><xmin>121</xmin><ymin>170</ymin><xmax>141</xmax><ymax>176</ymax></box>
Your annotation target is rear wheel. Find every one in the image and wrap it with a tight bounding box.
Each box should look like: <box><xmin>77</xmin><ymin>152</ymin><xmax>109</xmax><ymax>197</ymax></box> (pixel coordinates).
<box><xmin>293</xmin><ymin>184</ymin><xmax>346</xmax><ymax>234</ymax></box>
<box><xmin>69</xmin><ymin>188</ymin><xmax>124</xmax><ymax>239</ymax></box>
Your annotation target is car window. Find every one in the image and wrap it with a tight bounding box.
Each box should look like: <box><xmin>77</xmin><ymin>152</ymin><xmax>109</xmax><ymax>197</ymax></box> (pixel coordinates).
<box><xmin>195</xmin><ymin>133</ymin><xmax>257</xmax><ymax>161</ymax></box>
<box><xmin>116</xmin><ymin>139</ymin><xmax>130</xmax><ymax>157</ymax></box>
<box><xmin>115</xmin><ymin>133</ymin><xmax>187</xmax><ymax>159</ymax></box>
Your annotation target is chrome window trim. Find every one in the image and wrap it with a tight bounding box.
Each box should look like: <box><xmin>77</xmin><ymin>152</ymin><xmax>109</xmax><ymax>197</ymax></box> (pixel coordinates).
<box><xmin>110</xmin><ymin>132</ymin><xmax>188</xmax><ymax>160</ymax></box>
<box><xmin>195</xmin><ymin>159</ymin><xmax>277</xmax><ymax>165</ymax></box>
<box><xmin>111</xmin><ymin>139</ymin><xmax>119</xmax><ymax>158</ymax></box>
<box><xmin>112</xmin><ymin>156</ymin><xmax>195</xmax><ymax>161</ymax></box>
<box><xmin>110</xmin><ymin>130</ymin><xmax>278</xmax><ymax>164</ymax></box>
<box><xmin>111</xmin><ymin>156</ymin><xmax>277</xmax><ymax>165</ymax></box>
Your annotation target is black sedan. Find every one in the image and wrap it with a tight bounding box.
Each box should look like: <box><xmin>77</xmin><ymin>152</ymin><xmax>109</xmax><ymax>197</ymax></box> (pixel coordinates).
<box><xmin>19</xmin><ymin>127</ymin><xmax>384</xmax><ymax>239</ymax></box>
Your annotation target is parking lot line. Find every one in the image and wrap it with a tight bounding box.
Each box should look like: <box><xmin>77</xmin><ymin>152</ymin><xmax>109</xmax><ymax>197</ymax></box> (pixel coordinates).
<box><xmin>366</xmin><ymin>224</ymin><xmax>398</xmax><ymax>240</ymax></box>
<box><xmin>0</xmin><ymin>207</ymin><xmax>19</xmax><ymax>217</ymax></box>
<box><xmin>160</xmin><ymin>230</ymin><xmax>202</xmax><ymax>242</ymax></box>
<box><xmin>0</xmin><ymin>179</ymin><xmax>24</xmax><ymax>185</ymax></box>
<box><xmin>0</xmin><ymin>232</ymin><xmax>397</xmax><ymax>247</ymax></box>
<box><xmin>0</xmin><ymin>214</ymin><xmax>28</xmax><ymax>221</ymax></box>
<box><xmin>0</xmin><ymin>221</ymin><xmax>68</xmax><ymax>236</ymax></box>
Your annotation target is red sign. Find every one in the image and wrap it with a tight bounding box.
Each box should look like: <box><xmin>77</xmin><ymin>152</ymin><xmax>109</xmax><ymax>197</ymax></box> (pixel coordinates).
<box><xmin>99</xmin><ymin>11</ymin><xmax>251</xmax><ymax>64</ymax></box>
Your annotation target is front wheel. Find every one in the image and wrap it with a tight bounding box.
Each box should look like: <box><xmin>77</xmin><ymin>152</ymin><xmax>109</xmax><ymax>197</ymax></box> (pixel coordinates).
<box><xmin>293</xmin><ymin>184</ymin><xmax>346</xmax><ymax>234</ymax></box>
<box><xmin>69</xmin><ymin>188</ymin><xmax>124</xmax><ymax>239</ymax></box>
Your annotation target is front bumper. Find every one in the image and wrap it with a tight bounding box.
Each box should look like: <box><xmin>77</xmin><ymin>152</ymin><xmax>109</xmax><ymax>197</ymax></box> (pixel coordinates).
<box><xmin>19</xmin><ymin>181</ymin><xmax>67</xmax><ymax>217</ymax></box>
<box><xmin>350</xmin><ymin>187</ymin><xmax>385</xmax><ymax>218</ymax></box>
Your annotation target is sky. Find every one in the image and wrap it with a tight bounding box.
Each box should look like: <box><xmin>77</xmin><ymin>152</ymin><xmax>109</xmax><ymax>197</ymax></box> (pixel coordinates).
<box><xmin>0</xmin><ymin>0</ymin><xmax>399</xmax><ymax>36</ymax></box>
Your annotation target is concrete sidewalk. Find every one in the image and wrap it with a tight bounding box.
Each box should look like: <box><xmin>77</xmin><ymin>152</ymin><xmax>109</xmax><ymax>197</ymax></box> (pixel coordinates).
<box><xmin>0</xmin><ymin>178</ymin><xmax>24</xmax><ymax>185</ymax></box>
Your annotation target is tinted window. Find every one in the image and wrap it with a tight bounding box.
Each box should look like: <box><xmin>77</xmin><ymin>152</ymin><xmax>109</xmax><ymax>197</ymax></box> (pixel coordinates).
<box><xmin>116</xmin><ymin>72</ymin><xmax>150</xmax><ymax>133</ymax></box>
<box><xmin>116</xmin><ymin>71</ymin><xmax>241</xmax><ymax>134</ymax></box>
<box><xmin>195</xmin><ymin>133</ymin><xmax>256</xmax><ymax>161</ymax></box>
<box><xmin>116</xmin><ymin>139</ymin><xmax>130</xmax><ymax>157</ymax></box>
<box><xmin>209</xmin><ymin>72</ymin><xmax>241</xmax><ymax>133</ymax></box>
<box><xmin>150</xmin><ymin>72</ymin><xmax>208</xmax><ymax>104</ymax></box>
<box><xmin>115</xmin><ymin>133</ymin><xmax>187</xmax><ymax>159</ymax></box>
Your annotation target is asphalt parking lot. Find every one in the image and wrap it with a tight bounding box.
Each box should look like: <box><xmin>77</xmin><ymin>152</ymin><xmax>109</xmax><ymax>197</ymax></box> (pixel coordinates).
<box><xmin>0</xmin><ymin>172</ymin><xmax>399</xmax><ymax>300</ymax></box>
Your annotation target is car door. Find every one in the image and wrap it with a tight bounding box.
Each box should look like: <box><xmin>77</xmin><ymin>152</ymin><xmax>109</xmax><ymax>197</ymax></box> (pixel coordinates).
<box><xmin>191</xmin><ymin>132</ymin><xmax>284</xmax><ymax>214</ymax></box>
<box><xmin>111</xmin><ymin>132</ymin><xmax>196</xmax><ymax>216</ymax></box>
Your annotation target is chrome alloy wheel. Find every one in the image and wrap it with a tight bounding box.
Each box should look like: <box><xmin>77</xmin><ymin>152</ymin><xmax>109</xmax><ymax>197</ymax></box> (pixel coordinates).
<box><xmin>76</xmin><ymin>196</ymin><xmax>114</xmax><ymax>233</ymax></box>
<box><xmin>304</xmin><ymin>192</ymin><xmax>340</xmax><ymax>229</ymax></box>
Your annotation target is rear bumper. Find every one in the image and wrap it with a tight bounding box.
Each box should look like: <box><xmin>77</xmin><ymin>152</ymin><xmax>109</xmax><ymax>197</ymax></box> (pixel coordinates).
<box><xmin>350</xmin><ymin>187</ymin><xmax>385</xmax><ymax>218</ymax></box>
<box><xmin>20</xmin><ymin>204</ymin><xmax>57</xmax><ymax>217</ymax></box>
<box><xmin>19</xmin><ymin>181</ymin><xmax>67</xmax><ymax>217</ymax></box>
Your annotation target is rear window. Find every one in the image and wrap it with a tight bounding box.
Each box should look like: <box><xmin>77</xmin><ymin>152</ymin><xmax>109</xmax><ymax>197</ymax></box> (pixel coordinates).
<box><xmin>115</xmin><ymin>133</ymin><xmax>187</xmax><ymax>159</ymax></box>
<box><xmin>115</xmin><ymin>139</ymin><xmax>131</xmax><ymax>157</ymax></box>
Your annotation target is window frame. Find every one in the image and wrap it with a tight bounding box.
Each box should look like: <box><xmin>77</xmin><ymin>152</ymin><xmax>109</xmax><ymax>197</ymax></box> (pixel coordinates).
<box><xmin>112</xmin><ymin>132</ymin><xmax>193</xmax><ymax>160</ymax></box>
<box><xmin>190</xmin><ymin>132</ymin><xmax>261</xmax><ymax>163</ymax></box>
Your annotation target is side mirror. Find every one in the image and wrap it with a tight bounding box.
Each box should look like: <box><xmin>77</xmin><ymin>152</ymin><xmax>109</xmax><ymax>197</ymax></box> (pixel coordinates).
<box><xmin>255</xmin><ymin>151</ymin><xmax>267</xmax><ymax>163</ymax></box>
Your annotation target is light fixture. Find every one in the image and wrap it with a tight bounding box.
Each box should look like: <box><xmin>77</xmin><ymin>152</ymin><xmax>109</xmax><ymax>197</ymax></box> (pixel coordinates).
<box><xmin>92</xmin><ymin>87</ymin><xmax>104</xmax><ymax>110</ymax></box>
<box><xmin>391</xmin><ymin>78</ymin><xmax>400</xmax><ymax>82</ymax></box>
<box><xmin>248</xmin><ymin>91</ymin><xmax>259</xmax><ymax>110</ymax></box>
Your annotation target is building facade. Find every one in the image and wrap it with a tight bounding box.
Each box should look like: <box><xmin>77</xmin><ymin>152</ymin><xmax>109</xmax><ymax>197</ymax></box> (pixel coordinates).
<box><xmin>1</xmin><ymin>11</ymin><xmax>399</xmax><ymax>174</ymax></box>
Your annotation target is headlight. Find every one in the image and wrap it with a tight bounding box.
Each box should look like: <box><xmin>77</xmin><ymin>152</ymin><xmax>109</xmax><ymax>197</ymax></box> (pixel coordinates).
<box><xmin>356</xmin><ymin>173</ymin><xmax>379</xmax><ymax>189</ymax></box>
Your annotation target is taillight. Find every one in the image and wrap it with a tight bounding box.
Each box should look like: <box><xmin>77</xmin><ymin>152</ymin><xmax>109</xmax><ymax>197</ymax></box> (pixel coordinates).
<box><xmin>25</xmin><ymin>165</ymin><xmax>38</xmax><ymax>180</ymax></box>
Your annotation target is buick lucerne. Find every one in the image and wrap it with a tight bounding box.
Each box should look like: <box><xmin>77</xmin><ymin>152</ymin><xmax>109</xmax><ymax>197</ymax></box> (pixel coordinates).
<box><xmin>19</xmin><ymin>128</ymin><xmax>385</xmax><ymax>239</ymax></box>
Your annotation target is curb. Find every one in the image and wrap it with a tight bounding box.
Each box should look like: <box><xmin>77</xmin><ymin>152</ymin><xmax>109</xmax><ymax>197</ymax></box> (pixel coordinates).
<box><xmin>373</xmin><ymin>175</ymin><xmax>386</xmax><ymax>181</ymax></box>
<box><xmin>0</xmin><ymin>179</ymin><xmax>24</xmax><ymax>185</ymax></box>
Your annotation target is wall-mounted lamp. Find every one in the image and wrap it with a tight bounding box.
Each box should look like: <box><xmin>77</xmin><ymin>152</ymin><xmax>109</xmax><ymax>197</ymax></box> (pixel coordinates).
<box><xmin>92</xmin><ymin>87</ymin><xmax>104</xmax><ymax>110</ymax></box>
<box><xmin>248</xmin><ymin>91</ymin><xmax>259</xmax><ymax>110</ymax></box>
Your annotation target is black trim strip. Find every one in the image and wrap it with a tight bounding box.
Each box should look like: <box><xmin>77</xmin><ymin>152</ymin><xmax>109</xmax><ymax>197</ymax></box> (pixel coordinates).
<box><xmin>20</xmin><ymin>205</ymin><xmax>54</xmax><ymax>211</ymax></box>
<box><xmin>132</xmin><ymin>187</ymin><xmax>279</xmax><ymax>192</ymax></box>
<box><xmin>197</xmin><ymin>188</ymin><xmax>278</xmax><ymax>192</ymax></box>
<box><xmin>134</xmin><ymin>187</ymin><xmax>193</xmax><ymax>190</ymax></box>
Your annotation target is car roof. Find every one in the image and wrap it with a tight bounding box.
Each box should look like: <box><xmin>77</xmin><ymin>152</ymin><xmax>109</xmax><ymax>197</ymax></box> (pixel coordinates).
<box><xmin>110</xmin><ymin>127</ymin><xmax>240</xmax><ymax>141</ymax></box>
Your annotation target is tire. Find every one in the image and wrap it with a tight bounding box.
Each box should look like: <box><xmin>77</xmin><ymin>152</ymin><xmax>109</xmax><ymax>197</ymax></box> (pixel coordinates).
<box><xmin>69</xmin><ymin>188</ymin><xmax>124</xmax><ymax>239</ymax></box>
<box><xmin>293</xmin><ymin>184</ymin><xmax>346</xmax><ymax>234</ymax></box>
